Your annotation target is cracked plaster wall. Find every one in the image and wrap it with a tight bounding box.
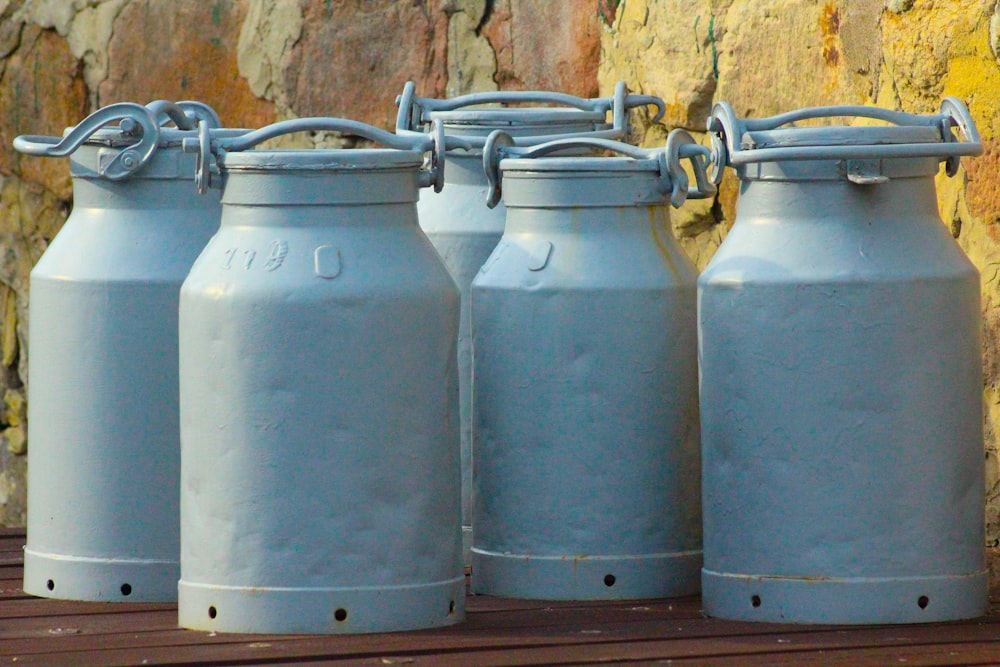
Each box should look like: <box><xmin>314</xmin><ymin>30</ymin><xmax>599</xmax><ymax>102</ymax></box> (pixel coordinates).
<box><xmin>2</xmin><ymin>0</ymin><xmax>1000</xmax><ymax>585</ymax></box>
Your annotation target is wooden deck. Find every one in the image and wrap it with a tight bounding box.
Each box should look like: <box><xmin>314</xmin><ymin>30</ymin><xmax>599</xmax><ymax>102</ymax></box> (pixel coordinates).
<box><xmin>3</xmin><ymin>529</ymin><xmax>1000</xmax><ymax>666</ymax></box>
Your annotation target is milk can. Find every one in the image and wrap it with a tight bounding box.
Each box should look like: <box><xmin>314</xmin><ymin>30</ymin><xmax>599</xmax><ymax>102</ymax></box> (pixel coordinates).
<box><xmin>396</xmin><ymin>82</ymin><xmax>665</xmax><ymax>563</ymax></box>
<box><xmin>469</xmin><ymin>130</ymin><xmax>713</xmax><ymax>600</ymax></box>
<box><xmin>13</xmin><ymin>101</ymin><xmax>226</xmax><ymax>602</ymax></box>
<box><xmin>177</xmin><ymin>118</ymin><xmax>465</xmax><ymax>634</ymax></box>
<box><xmin>698</xmin><ymin>98</ymin><xmax>986</xmax><ymax>624</ymax></box>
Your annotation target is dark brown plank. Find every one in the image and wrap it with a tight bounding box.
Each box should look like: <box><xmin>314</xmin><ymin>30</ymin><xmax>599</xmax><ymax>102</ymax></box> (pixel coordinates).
<box><xmin>2</xmin><ymin>609</ymin><xmax>999</xmax><ymax>665</ymax></box>
<box><xmin>2</xmin><ymin>529</ymin><xmax>1000</xmax><ymax>667</ymax></box>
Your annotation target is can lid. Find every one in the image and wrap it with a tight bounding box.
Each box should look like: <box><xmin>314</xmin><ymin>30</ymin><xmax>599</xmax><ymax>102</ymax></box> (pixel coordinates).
<box><xmin>483</xmin><ymin>131</ymin><xmax>716</xmax><ymax>209</ymax></box>
<box><xmin>219</xmin><ymin>148</ymin><xmax>424</xmax><ymax>171</ymax></box>
<box><xmin>707</xmin><ymin>98</ymin><xmax>982</xmax><ymax>181</ymax></box>
<box><xmin>395</xmin><ymin>82</ymin><xmax>667</xmax><ymax>149</ymax></box>
<box><xmin>499</xmin><ymin>154</ymin><xmax>659</xmax><ymax>173</ymax></box>
<box><xmin>740</xmin><ymin>125</ymin><xmax>943</xmax><ymax>151</ymax></box>
<box><xmin>430</xmin><ymin>107</ymin><xmax>607</xmax><ymax>128</ymax></box>
<box><xmin>79</xmin><ymin>126</ymin><xmax>248</xmax><ymax>149</ymax></box>
<box><xmin>14</xmin><ymin>101</ymin><xmax>227</xmax><ymax>181</ymax></box>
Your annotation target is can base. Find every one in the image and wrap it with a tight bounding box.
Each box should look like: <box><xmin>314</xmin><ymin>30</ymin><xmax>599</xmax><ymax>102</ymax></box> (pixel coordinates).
<box><xmin>702</xmin><ymin>567</ymin><xmax>989</xmax><ymax>624</ymax></box>
<box><xmin>471</xmin><ymin>548</ymin><xmax>702</xmax><ymax>600</ymax></box>
<box><xmin>178</xmin><ymin>575</ymin><xmax>466</xmax><ymax>634</ymax></box>
<box><xmin>23</xmin><ymin>547</ymin><xmax>178</xmax><ymax>602</ymax></box>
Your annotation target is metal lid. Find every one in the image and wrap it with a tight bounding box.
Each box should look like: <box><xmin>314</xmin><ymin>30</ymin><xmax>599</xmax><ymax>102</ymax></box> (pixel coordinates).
<box><xmin>483</xmin><ymin>131</ymin><xmax>716</xmax><ymax>209</ymax></box>
<box><xmin>219</xmin><ymin>148</ymin><xmax>424</xmax><ymax>171</ymax></box>
<box><xmin>185</xmin><ymin>117</ymin><xmax>461</xmax><ymax>194</ymax></box>
<box><xmin>14</xmin><ymin>101</ymin><xmax>226</xmax><ymax>181</ymax></box>
<box><xmin>396</xmin><ymin>81</ymin><xmax>666</xmax><ymax>149</ymax></box>
<box><xmin>430</xmin><ymin>108</ymin><xmax>607</xmax><ymax>128</ymax></box>
<box><xmin>499</xmin><ymin>155</ymin><xmax>660</xmax><ymax>174</ymax></box>
<box><xmin>741</xmin><ymin>125</ymin><xmax>943</xmax><ymax>151</ymax></box>
<box><xmin>707</xmin><ymin>98</ymin><xmax>982</xmax><ymax>184</ymax></box>
<box><xmin>80</xmin><ymin>126</ymin><xmax>247</xmax><ymax>149</ymax></box>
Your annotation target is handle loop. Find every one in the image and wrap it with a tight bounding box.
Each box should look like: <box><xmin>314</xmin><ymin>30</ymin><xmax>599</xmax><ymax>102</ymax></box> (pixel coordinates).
<box><xmin>182</xmin><ymin>117</ymin><xmax>470</xmax><ymax>193</ymax></box>
<box><xmin>482</xmin><ymin>129</ymin><xmax>716</xmax><ymax>209</ymax></box>
<box><xmin>13</xmin><ymin>103</ymin><xmax>160</xmax><ymax>180</ymax></box>
<box><xmin>396</xmin><ymin>80</ymin><xmax>666</xmax><ymax>148</ymax></box>
<box><xmin>707</xmin><ymin>97</ymin><xmax>982</xmax><ymax>172</ymax></box>
<box><xmin>174</xmin><ymin>101</ymin><xmax>222</xmax><ymax>129</ymax></box>
<box><xmin>145</xmin><ymin>100</ymin><xmax>222</xmax><ymax>130</ymax></box>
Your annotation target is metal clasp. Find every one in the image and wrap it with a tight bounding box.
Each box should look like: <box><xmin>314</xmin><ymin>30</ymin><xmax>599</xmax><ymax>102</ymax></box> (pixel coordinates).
<box><xmin>844</xmin><ymin>159</ymin><xmax>888</xmax><ymax>185</ymax></box>
<box><xmin>13</xmin><ymin>103</ymin><xmax>161</xmax><ymax>180</ymax></box>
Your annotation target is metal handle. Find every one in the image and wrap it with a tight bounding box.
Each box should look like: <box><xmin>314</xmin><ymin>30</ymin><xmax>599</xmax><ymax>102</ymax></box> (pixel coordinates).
<box><xmin>182</xmin><ymin>116</ymin><xmax>471</xmax><ymax>194</ymax></box>
<box><xmin>707</xmin><ymin>97</ymin><xmax>983</xmax><ymax>173</ymax></box>
<box><xmin>482</xmin><ymin>129</ymin><xmax>716</xmax><ymax>209</ymax></box>
<box><xmin>396</xmin><ymin>80</ymin><xmax>666</xmax><ymax>147</ymax></box>
<box><xmin>12</xmin><ymin>103</ymin><xmax>160</xmax><ymax>180</ymax></box>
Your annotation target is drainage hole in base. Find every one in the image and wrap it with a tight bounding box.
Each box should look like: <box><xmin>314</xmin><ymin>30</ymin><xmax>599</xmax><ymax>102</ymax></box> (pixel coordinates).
<box><xmin>918</xmin><ymin>595</ymin><xmax>929</xmax><ymax>609</ymax></box>
<box><xmin>751</xmin><ymin>595</ymin><xmax>762</xmax><ymax>608</ymax></box>
<box><xmin>208</xmin><ymin>606</ymin><xmax>217</xmax><ymax>619</ymax></box>
<box><xmin>120</xmin><ymin>583</ymin><xmax>132</xmax><ymax>597</ymax></box>
<box><xmin>604</xmin><ymin>574</ymin><xmax>616</xmax><ymax>587</ymax></box>
<box><xmin>334</xmin><ymin>608</ymin><xmax>348</xmax><ymax>622</ymax></box>
<box><xmin>46</xmin><ymin>579</ymin><xmax>54</xmax><ymax>591</ymax></box>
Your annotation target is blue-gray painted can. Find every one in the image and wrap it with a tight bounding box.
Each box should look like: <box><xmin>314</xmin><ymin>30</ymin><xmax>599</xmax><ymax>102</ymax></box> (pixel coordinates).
<box><xmin>699</xmin><ymin>104</ymin><xmax>988</xmax><ymax>624</ymax></box>
<box><xmin>21</xmin><ymin>113</ymin><xmax>223</xmax><ymax>602</ymax></box>
<box><xmin>471</xmin><ymin>152</ymin><xmax>702</xmax><ymax>600</ymax></box>
<box><xmin>397</xmin><ymin>84</ymin><xmax>667</xmax><ymax>567</ymax></box>
<box><xmin>177</xmin><ymin>147</ymin><xmax>463</xmax><ymax>634</ymax></box>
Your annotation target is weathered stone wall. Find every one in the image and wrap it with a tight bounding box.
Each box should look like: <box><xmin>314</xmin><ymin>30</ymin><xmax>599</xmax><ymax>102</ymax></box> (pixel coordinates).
<box><xmin>0</xmin><ymin>0</ymin><xmax>604</xmax><ymax>525</ymax></box>
<box><xmin>1</xmin><ymin>1</ymin><xmax>999</xmax><ymax>571</ymax></box>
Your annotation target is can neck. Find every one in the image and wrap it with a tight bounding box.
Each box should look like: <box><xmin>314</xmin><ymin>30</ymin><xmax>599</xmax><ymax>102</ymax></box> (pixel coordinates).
<box><xmin>503</xmin><ymin>201</ymin><xmax>673</xmax><ymax>234</ymax></box>
<box><xmin>439</xmin><ymin>151</ymin><xmax>490</xmax><ymax>186</ymax></box>
<box><xmin>70</xmin><ymin>177</ymin><xmax>221</xmax><ymax>211</ymax></box>
<box><xmin>734</xmin><ymin>172</ymin><xmax>941</xmax><ymax>223</ymax></box>
<box><xmin>220</xmin><ymin>168</ymin><xmax>422</xmax><ymax>206</ymax></box>
<box><xmin>69</xmin><ymin>144</ymin><xmax>200</xmax><ymax>181</ymax></box>
<box><xmin>500</xmin><ymin>170</ymin><xmax>669</xmax><ymax>209</ymax></box>
<box><xmin>735</xmin><ymin>155</ymin><xmax>942</xmax><ymax>183</ymax></box>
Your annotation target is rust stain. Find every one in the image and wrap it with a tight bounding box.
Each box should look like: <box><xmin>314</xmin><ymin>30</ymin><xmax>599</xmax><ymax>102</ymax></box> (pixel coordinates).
<box><xmin>820</xmin><ymin>1</ymin><xmax>841</xmax><ymax>67</ymax></box>
<box><xmin>649</xmin><ymin>206</ymin><xmax>681</xmax><ymax>279</ymax></box>
<box><xmin>966</xmin><ymin>140</ymin><xmax>1000</xmax><ymax>231</ymax></box>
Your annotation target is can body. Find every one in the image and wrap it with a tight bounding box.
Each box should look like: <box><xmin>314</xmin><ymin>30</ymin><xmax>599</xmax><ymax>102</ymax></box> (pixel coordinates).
<box><xmin>25</xmin><ymin>144</ymin><xmax>220</xmax><ymax>602</ymax></box>
<box><xmin>698</xmin><ymin>160</ymin><xmax>987</xmax><ymax>623</ymax></box>
<box><xmin>178</xmin><ymin>152</ymin><xmax>464</xmax><ymax>634</ymax></box>
<box><xmin>419</xmin><ymin>119</ymin><xmax>603</xmax><ymax>565</ymax></box>
<box><xmin>471</xmin><ymin>164</ymin><xmax>702</xmax><ymax>600</ymax></box>
<box><xmin>418</xmin><ymin>152</ymin><xmax>504</xmax><ymax>563</ymax></box>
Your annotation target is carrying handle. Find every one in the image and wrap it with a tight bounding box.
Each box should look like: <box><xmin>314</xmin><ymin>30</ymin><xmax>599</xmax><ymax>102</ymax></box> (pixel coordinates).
<box><xmin>482</xmin><ymin>129</ymin><xmax>716</xmax><ymax>209</ymax></box>
<box><xmin>707</xmin><ymin>97</ymin><xmax>982</xmax><ymax>178</ymax></box>
<box><xmin>12</xmin><ymin>102</ymin><xmax>160</xmax><ymax>180</ymax></box>
<box><xmin>396</xmin><ymin>80</ymin><xmax>666</xmax><ymax>147</ymax></box>
<box><xmin>145</xmin><ymin>100</ymin><xmax>222</xmax><ymax>130</ymax></box>
<box><xmin>182</xmin><ymin>116</ymin><xmax>471</xmax><ymax>194</ymax></box>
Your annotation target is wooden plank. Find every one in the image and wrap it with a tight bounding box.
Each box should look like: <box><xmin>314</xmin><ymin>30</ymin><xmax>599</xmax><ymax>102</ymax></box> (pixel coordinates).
<box><xmin>0</xmin><ymin>599</ymin><xmax>176</xmax><ymax>621</ymax></box>
<box><xmin>2</xmin><ymin>528</ymin><xmax>1000</xmax><ymax>667</ymax></box>
<box><xmin>2</xmin><ymin>607</ymin><xmax>999</xmax><ymax>666</ymax></box>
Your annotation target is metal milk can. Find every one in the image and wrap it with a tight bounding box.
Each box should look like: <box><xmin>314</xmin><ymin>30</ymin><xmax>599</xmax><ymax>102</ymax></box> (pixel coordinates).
<box><xmin>13</xmin><ymin>101</ymin><xmax>225</xmax><ymax>602</ymax></box>
<box><xmin>177</xmin><ymin>118</ymin><xmax>465</xmax><ymax>634</ymax></box>
<box><xmin>396</xmin><ymin>82</ymin><xmax>665</xmax><ymax>564</ymax></box>
<box><xmin>469</xmin><ymin>130</ymin><xmax>713</xmax><ymax>600</ymax></box>
<box><xmin>698</xmin><ymin>99</ymin><xmax>986</xmax><ymax>624</ymax></box>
